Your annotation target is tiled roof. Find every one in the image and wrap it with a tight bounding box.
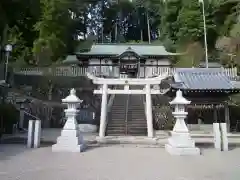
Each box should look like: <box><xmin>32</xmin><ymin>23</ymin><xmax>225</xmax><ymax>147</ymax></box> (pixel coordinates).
<box><xmin>76</xmin><ymin>44</ymin><xmax>181</xmax><ymax>56</ymax></box>
<box><xmin>63</xmin><ymin>55</ymin><xmax>78</xmax><ymax>64</ymax></box>
<box><xmin>172</xmin><ymin>68</ymin><xmax>239</xmax><ymax>90</ymax></box>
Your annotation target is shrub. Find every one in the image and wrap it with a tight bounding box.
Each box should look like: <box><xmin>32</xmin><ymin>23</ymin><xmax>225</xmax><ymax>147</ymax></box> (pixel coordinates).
<box><xmin>153</xmin><ymin>105</ymin><xmax>175</xmax><ymax>130</ymax></box>
<box><xmin>0</xmin><ymin>103</ymin><xmax>19</xmax><ymax>134</ymax></box>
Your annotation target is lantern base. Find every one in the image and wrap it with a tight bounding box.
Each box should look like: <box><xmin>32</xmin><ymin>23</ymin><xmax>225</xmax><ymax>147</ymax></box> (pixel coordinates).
<box><xmin>165</xmin><ymin>144</ymin><xmax>200</xmax><ymax>155</ymax></box>
<box><xmin>52</xmin><ymin>129</ymin><xmax>85</xmax><ymax>153</ymax></box>
<box><xmin>165</xmin><ymin>131</ymin><xmax>200</xmax><ymax>155</ymax></box>
<box><xmin>52</xmin><ymin>143</ymin><xmax>85</xmax><ymax>153</ymax></box>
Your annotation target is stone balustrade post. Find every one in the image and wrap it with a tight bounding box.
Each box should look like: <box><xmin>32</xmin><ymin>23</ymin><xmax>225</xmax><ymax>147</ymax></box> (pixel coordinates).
<box><xmin>27</xmin><ymin>120</ymin><xmax>41</xmax><ymax>148</ymax></box>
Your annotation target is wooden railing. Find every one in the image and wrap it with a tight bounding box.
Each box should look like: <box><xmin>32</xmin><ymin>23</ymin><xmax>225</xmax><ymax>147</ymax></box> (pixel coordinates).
<box><xmin>13</xmin><ymin>66</ymin><xmax>238</xmax><ymax>78</ymax></box>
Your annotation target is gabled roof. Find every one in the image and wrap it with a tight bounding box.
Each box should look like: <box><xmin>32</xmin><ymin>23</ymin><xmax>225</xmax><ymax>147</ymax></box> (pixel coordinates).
<box><xmin>76</xmin><ymin>44</ymin><xmax>181</xmax><ymax>56</ymax></box>
<box><xmin>172</xmin><ymin>68</ymin><xmax>240</xmax><ymax>90</ymax></box>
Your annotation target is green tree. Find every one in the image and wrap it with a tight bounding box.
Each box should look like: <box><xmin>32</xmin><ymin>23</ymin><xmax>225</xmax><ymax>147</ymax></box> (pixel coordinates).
<box><xmin>33</xmin><ymin>0</ymin><xmax>73</xmax><ymax>65</ymax></box>
<box><xmin>176</xmin><ymin>0</ymin><xmax>210</xmax><ymax>43</ymax></box>
<box><xmin>0</xmin><ymin>0</ymin><xmax>41</xmax><ymax>65</ymax></box>
<box><xmin>159</xmin><ymin>0</ymin><xmax>182</xmax><ymax>42</ymax></box>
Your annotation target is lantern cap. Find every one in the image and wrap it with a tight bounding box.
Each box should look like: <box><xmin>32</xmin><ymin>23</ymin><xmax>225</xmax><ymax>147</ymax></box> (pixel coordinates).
<box><xmin>170</xmin><ymin>90</ymin><xmax>191</xmax><ymax>105</ymax></box>
<box><xmin>62</xmin><ymin>88</ymin><xmax>82</xmax><ymax>103</ymax></box>
<box><xmin>5</xmin><ymin>44</ymin><xmax>13</xmax><ymax>52</ymax></box>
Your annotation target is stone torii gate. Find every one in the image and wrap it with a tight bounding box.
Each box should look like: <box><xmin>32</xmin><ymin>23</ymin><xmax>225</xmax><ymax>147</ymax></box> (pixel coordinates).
<box><xmin>87</xmin><ymin>73</ymin><xmax>170</xmax><ymax>138</ymax></box>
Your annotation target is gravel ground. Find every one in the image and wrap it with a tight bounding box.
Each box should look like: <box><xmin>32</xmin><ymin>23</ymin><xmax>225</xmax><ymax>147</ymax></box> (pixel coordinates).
<box><xmin>0</xmin><ymin>144</ymin><xmax>240</xmax><ymax>180</ymax></box>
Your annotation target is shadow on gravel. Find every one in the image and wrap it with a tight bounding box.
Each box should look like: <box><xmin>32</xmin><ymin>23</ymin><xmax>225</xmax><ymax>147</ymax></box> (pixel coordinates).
<box><xmin>0</xmin><ymin>144</ymin><xmax>33</xmax><ymax>161</ymax></box>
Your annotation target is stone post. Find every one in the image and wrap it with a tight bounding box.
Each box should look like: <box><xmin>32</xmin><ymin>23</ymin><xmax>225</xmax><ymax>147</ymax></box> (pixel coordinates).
<box><xmin>220</xmin><ymin>123</ymin><xmax>228</xmax><ymax>151</ymax></box>
<box><xmin>27</xmin><ymin>120</ymin><xmax>34</xmax><ymax>148</ymax></box>
<box><xmin>33</xmin><ymin>120</ymin><xmax>41</xmax><ymax>148</ymax></box>
<box><xmin>145</xmin><ymin>84</ymin><xmax>154</xmax><ymax>138</ymax></box>
<box><xmin>165</xmin><ymin>90</ymin><xmax>200</xmax><ymax>155</ymax></box>
<box><xmin>27</xmin><ymin>120</ymin><xmax>41</xmax><ymax>148</ymax></box>
<box><xmin>99</xmin><ymin>83</ymin><xmax>108</xmax><ymax>138</ymax></box>
<box><xmin>52</xmin><ymin>88</ymin><xmax>85</xmax><ymax>152</ymax></box>
<box><xmin>213</xmin><ymin>123</ymin><xmax>221</xmax><ymax>150</ymax></box>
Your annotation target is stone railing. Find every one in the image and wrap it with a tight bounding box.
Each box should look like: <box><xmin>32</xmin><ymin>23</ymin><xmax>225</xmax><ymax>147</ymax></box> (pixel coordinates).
<box><xmin>14</xmin><ymin>66</ymin><xmax>89</xmax><ymax>76</ymax></box>
<box><xmin>13</xmin><ymin>66</ymin><xmax>238</xmax><ymax>78</ymax></box>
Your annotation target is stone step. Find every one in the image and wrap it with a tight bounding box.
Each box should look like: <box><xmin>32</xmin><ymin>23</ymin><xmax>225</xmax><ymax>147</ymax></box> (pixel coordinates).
<box><xmin>127</xmin><ymin>124</ymin><xmax>147</xmax><ymax>126</ymax></box>
<box><xmin>107</xmin><ymin>131</ymin><xmax>147</xmax><ymax>136</ymax></box>
<box><xmin>108</xmin><ymin>125</ymin><xmax>146</xmax><ymax>129</ymax></box>
<box><xmin>111</xmin><ymin>119</ymin><xmax>145</xmax><ymax>121</ymax></box>
<box><xmin>110</xmin><ymin>112</ymin><xmax>126</xmax><ymax>114</ymax></box>
<box><xmin>109</xmin><ymin>121</ymin><xmax>146</xmax><ymax>124</ymax></box>
<box><xmin>108</xmin><ymin>128</ymin><xmax>146</xmax><ymax>131</ymax></box>
<box><xmin>111</xmin><ymin>110</ymin><xmax>125</xmax><ymax>112</ymax></box>
<box><xmin>107</xmin><ymin>130</ymin><xmax>125</xmax><ymax>134</ymax></box>
<box><xmin>108</xmin><ymin>124</ymin><xmax>146</xmax><ymax>128</ymax></box>
<box><xmin>111</xmin><ymin>112</ymin><xmax>126</xmax><ymax>114</ymax></box>
<box><xmin>128</xmin><ymin>109</ymin><xmax>145</xmax><ymax>111</ymax></box>
<box><xmin>96</xmin><ymin>137</ymin><xmax>165</xmax><ymax>147</ymax></box>
<box><xmin>107</xmin><ymin>124</ymin><xmax>126</xmax><ymax>127</ymax></box>
<box><xmin>127</xmin><ymin>119</ymin><xmax>146</xmax><ymax>121</ymax></box>
<box><xmin>107</xmin><ymin>128</ymin><xmax>126</xmax><ymax>132</ymax></box>
<box><xmin>110</xmin><ymin>117</ymin><xmax>126</xmax><ymax>119</ymax></box>
<box><xmin>127</xmin><ymin>111</ymin><xmax>145</xmax><ymax>112</ymax></box>
<box><xmin>107</xmin><ymin>130</ymin><xmax>147</xmax><ymax>134</ymax></box>
<box><xmin>111</xmin><ymin>107</ymin><xmax>125</xmax><ymax>108</ymax></box>
<box><xmin>111</xmin><ymin>106</ymin><xmax>126</xmax><ymax>108</ymax></box>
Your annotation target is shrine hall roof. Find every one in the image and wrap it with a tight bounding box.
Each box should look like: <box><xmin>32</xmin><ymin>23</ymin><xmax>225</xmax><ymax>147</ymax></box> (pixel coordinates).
<box><xmin>172</xmin><ymin>68</ymin><xmax>240</xmax><ymax>90</ymax></box>
<box><xmin>76</xmin><ymin>44</ymin><xmax>181</xmax><ymax>56</ymax></box>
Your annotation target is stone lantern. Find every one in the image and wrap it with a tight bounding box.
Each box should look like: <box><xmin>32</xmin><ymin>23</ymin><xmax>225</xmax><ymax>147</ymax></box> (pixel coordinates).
<box><xmin>52</xmin><ymin>89</ymin><xmax>85</xmax><ymax>152</ymax></box>
<box><xmin>165</xmin><ymin>90</ymin><xmax>200</xmax><ymax>155</ymax></box>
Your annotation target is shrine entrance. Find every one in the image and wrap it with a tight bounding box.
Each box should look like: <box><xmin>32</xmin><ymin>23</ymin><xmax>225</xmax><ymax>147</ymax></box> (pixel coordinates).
<box><xmin>118</xmin><ymin>47</ymin><xmax>140</xmax><ymax>78</ymax></box>
<box><xmin>87</xmin><ymin>73</ymin><xmax>170</xmax><ymax>138</ymax></box>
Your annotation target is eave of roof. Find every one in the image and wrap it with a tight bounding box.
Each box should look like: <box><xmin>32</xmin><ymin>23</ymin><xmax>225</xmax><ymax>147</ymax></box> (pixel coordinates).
<box><xmin>75</xmin><ymin>43</ymin><xmax>182</xmax><ymax>57</ymax></box>
<box><xmin>76</xmin><ymin>52</ymin><xmax>182</xmax><ymax>56</ymax></box>
<box><xmin>62</xmin><ymin>55</ymin><xmax>79</xmax><ymax>64</ymax></box>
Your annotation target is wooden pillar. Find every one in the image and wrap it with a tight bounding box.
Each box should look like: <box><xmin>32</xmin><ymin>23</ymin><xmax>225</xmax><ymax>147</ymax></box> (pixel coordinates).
<box><xmin>19</xmin><ymin>103</ymin><xmax>25</xmax><ymax>129</ymax></box>
<box><xmin>213</xmin><ymin>105</ymin><xmax>218</xmax><ymax>123</ymax></box>
<box><xmin>144</xmin><ymin>65</ymin><xmax>146</xmax><ymax>78</ymax></box>
<box><xmin>224</xmin><ymin>103</ymin><xmax>230</xmax><ymax>132</ymax></box>
<box><xmin>100</xmin><ymin>58</ymin><xmax>102</xmax><ymax>76</ymax></box>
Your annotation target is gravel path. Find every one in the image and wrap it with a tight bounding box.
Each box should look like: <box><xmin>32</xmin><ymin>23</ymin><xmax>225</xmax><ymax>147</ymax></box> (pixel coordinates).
<box><xmin>0</xmin><ymin>144</ymin><xmax>240</xmax><ymax>180</ymax></box>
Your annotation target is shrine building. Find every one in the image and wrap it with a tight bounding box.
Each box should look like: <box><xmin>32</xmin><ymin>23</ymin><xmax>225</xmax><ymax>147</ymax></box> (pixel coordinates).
<box><xmin>64</xmin><ymin>43</ymin><xmax>181</xmax><ymax>78</ymax></box>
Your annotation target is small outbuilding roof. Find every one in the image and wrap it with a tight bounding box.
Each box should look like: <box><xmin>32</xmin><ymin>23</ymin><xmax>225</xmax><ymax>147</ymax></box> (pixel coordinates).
<box><xmin>172</xmin><ymin>68</ymin><xmax>240</xmax><ymax>91</ymax></box>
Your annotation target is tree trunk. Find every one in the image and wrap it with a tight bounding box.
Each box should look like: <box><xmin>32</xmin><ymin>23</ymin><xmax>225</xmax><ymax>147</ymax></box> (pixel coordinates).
<box><xmin>146</xmin><ymin>11</ymin><xmax>151</xmax><ymax>44</ymax></box>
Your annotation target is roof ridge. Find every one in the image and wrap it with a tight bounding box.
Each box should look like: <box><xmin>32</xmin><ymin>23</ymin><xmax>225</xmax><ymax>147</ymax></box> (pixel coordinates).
<box><xmin>94</xmin><ymin>43</ymin><xmax>164</xmax><ymax>46</ymax></box>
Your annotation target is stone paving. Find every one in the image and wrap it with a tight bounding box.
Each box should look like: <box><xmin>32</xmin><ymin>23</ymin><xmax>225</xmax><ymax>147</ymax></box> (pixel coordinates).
<box><xmin>0</xmin><ymin>144</ymin><xmax>240</xmax><ymax>180</ymax></box>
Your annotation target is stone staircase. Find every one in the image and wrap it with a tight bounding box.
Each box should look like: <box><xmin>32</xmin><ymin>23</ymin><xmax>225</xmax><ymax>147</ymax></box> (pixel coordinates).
<box><xmin>106</xmin><ymin>93</ymin><xmax>147</xmax><ymax>136</ymax></box>
<box><xmin>127</xmin><ymin>95</ymin><xmax>147</xmax><ymax>135</ymax></box>
<box><xmin>106</xmin><ymin>95</ymin><xmax>127</xmax><ymax>135</ymax></box>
